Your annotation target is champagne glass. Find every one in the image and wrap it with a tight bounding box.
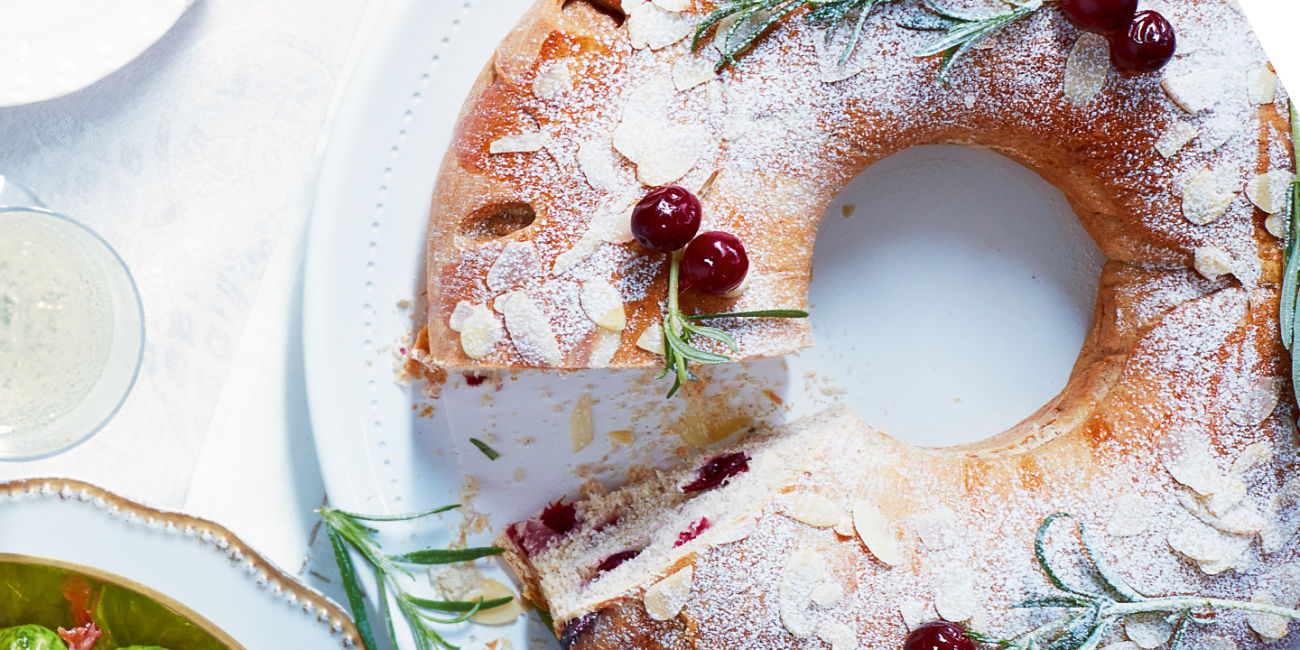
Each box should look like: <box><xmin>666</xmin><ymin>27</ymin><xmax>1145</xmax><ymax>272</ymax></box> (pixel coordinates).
<box><xmin>0</xmin><ymin>176</ymin><xmax>144</xmax><ymax>460</ymax></box>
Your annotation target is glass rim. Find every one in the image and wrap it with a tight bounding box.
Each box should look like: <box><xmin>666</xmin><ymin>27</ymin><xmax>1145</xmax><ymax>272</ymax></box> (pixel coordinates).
<box><xmin>0</xmin><ymin>206</ymin><xmax>146</xmax><ymax>461</ymax></box>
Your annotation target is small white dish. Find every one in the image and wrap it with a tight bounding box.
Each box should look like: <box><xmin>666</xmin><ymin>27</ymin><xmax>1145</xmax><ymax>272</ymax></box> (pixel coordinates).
<box><xmin>0</xmin><ymin>0</ymin><xmax>194</xmax><ymax>107</ymax></box>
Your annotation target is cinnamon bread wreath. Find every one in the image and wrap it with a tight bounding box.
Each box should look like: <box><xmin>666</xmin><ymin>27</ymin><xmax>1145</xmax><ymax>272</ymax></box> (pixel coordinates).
<box><xmin>416</xmin><ymin>0</ymin><xmax>1300</xmax><ymax>647</ymax></box>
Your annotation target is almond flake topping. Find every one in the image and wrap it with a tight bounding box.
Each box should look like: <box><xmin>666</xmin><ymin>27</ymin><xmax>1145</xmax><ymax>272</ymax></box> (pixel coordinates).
<box><xmin>1100</xmin><ymin>643</ymin><xmax>1140</xmax><ymax>650</ymax></box>
<box><xmin>1246</xmin><ymin>592</ymin><xmax>1290</xmax><ymax>641</ymax></box>
<box><xmin>1182</xmin><ymin>169</ymin><xmax>1237</xmax><ymax>225</ymax></box>
<box><xmin>1107</xmin><ymin>493</ymin><xmax>1152</xmax><ymax>538</ymax></box>
<box><xmin>498</xmin><ymin>291</ymin><xmax>562</xmax><ymax>367</ymax></box>
<box><xmin>1063</xmin><ymin>33</ymin><xmax>1109</xmax><ymax>107</ymax></box>
<box><xmin>1231</xmin><ymin>441</ymin><xmax>1274</xmax><ymax>478</ymax></box>
<box><xmin>1162</xmin><ymin>70</ymin><xmax>1225</xmax><ymax>114</ymax></box>
<box><xmin>673</xmin><ymin>54</ymin><xmax>717</xmax><ymax>91</ymax></box>
<box><xmin>778</xmin><ymin>548</ymin><xmax>833</xmax><ymax>637</ymax></box>
<box><xmin>933</xmin><ymin>571</ymin><xmax>976</xmax><ymax>623</ymax></box>
<box><xmin>1247</xmin><ymin>67</ymin><xmax>1278</xmax><ymax>105</ymax></box>
<box><xmin>580</xmin><ymin>280</ymin><xmax>626</xmax><ymax>332</ymax></box>
<box><xmin>551</xmin><ymin>195</ymin><xmax>635</xmax><ymax>275</ymax></box>
<box><xmin>636</xmin><ymin>322</ymin><xmax>665</xmax><ymax>356</ymax></box>
<box><xmin>1245</xmin><ymin>170</ymin><xmax>1294</xmax><ymax>215</ymax></box>
<box><xmin>817</xmin><ymin>621</ymin><xmax>858</xmax><ymax>650</ymax></box>
<box><xmin>1155</xmin><ymin>121</ymin><xmax>1198</xmax><ymax>158</ymax></box>
<box><xmin>588</xmin><ymin>329</ymin><xmax>622</xmax><ymax>368</ymax></box>
<box><xmin>532</xmin><ymin>60</ymin><xmax>574</xmax><ymax>100</ymax></box>
<box><xmin>613</xmin><ymin>75</ymin><xmax>710</xmax><ymax>186</ymax></box>
<box><xmin>465</xmin><ymin>579</ymin><xmax>524</xmax><ymax>625</ymax></box>
<box><xmin>486</xmin><ymin>241</ymin><xmax>542</xmax><ymax>292</ymax></box>
<box><xmin>778</xmin><ymin>492</ymin><xmax>842</xmax><ymax>528</ymax></box>
<box><xmin>898</xmin><ymin>599</ymin><xmax>933</xmax><ymax>631</ymax></box>
<box><xmin>570</xmin><ymin>393</ymin><xmax>594</xmax><ymax>452</ymax></box>
<box><xmin>913</xmin><ymin>507</ymin><xmax>958</xmax><ymax>550</ymax></box>
<box><xmin>488</xmin><ymin>131</ymin><xmax>546</xmax><ymax>154</ymax></box>
<box><xmin>853</xmin><ymin>500</ymin><xmax>905</xmax><ymax>566</ymax></box>
<box><xmin>1266</xmin><ymin>213</ymin><xmax>1288</xmax><ymax>240</ymax></box>
<box><xmin>644</xmin><ymin>565</ymin><xmax>694</xmax><ymax>621</ymax></box>
<box><xmin>651</xmin><ymin>0</ymin><xmax>690</xmax><ymax>10</ymax></box>
<box><xmin>625</xmin><ymin>0</ymin><xmax>694</xmax><ymax>51</ymax></box>
<box><xmin>1166</xmin><ymin>518</ymin><xmax>1250</xmax><ymax>573</ymax></box>
<box><xmin>1199</xmin><ymin>636</ymin><xmax>1238</xmax><ymax>650</ymax></box>
<box><xmin>1124</xmin><ymin>612</ymin><xmax>1174</xmax><ymax>649</ymax></box>
<box><xmin>1193</xmin><ymin>246</ymin><xmax>1234</xmax><ymax>281</ymax></box>
<box><xmin>448</xmin><ymin>302</ymin><xmax>501</xmax><ymax>360</ymax></box>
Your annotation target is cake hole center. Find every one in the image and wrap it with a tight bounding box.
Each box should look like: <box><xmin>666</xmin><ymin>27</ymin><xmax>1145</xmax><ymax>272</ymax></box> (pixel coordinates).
<box><xmin>807</xmin><ymin>145</ymin><xmax>1105</xmax><ymax>448</ymax></box>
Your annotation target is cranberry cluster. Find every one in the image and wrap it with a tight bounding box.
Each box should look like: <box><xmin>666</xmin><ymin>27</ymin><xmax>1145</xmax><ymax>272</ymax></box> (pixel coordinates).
<box><xmin>1061</xmin><ymin>0</ymin><xmax>1175</xmax><ymax>73</ymax></box>
<box><xmin>903</xmin><ymin>621</ymin><xmax>976</xmax><ymax>650</ymax></box>
<box><xmin>631</xmin><ymin>186</ymin><xmax>750</xmax><ymax>297</ymax></box>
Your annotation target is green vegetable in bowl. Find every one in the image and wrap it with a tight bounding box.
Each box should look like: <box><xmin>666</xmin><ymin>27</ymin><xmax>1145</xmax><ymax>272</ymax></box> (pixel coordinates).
<box><xmin>0</xmin><ymin>625</ymin><xmax>65</xmax><ymax>650</ymax></box>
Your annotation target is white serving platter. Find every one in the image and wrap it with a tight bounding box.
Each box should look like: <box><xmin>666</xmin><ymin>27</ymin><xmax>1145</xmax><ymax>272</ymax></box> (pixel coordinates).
<box><xmin>301</xmin><ymin>1</ymin><xmax>1115</xmax><ymax>648</ymax></box>
<box><xmin>0</xmin><ymin>478</ymin><xmax>357</xmax><ymax>648</ymax></box>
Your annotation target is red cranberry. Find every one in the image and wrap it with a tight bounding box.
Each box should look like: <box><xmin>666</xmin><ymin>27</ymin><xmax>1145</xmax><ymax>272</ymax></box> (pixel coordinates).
<box><xmin>560</xmin><ymin>611</ymin><xmax>600</xmax><ymax>649</ymax></box>
<box><xmin>674</xmin><ymin>517</ymin><xmax>711</xmax><ymax>547</ymax></box>
<box><xmin>540</xmin><ymin>499</ymin><xmax>578</xmax><ymax>534</ymax></box>
<box><xmin>594</xmin><ymin>549</ymin><xmax>640</xmax><ymax>573</ymax></box>
<box><xmin>682</xmin><ymin>452</ymin><xmax>750</xmax><ymax>493</ymax></box>
<box><xmin>1109</xmin><ymin>10</ymin><xmax>1175</xmax><ymax>73</ymax></box>
<box><xmin>1061</xmin><ymin>0</ymin><xmax>1137</xmax><ymax>33</ymax></box>
<box><xmin>680</xmin><ymin>231</ymin><xmax>749</xmax><ymax>296</ymax></box>
<box><xmin>903</xmin><ymin>622</ymin><xmax>976</xmax><ymax>650</ymax></box>
<box><xmin>630</xmin><ymin>186</ymin><xmax>701</xmax><ymax>252</ymax></box>
<box><xmin>463</xmin><ymin>373</ymin><xmax>486</xmax><ymax>386</ymax></box>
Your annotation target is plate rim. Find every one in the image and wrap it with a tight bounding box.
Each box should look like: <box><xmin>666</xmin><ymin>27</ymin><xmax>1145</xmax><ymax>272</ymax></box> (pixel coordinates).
<box><xmin>0</xmin><ymin>477</ymin><xmax>360</xmax><ymax>648</ymax></box>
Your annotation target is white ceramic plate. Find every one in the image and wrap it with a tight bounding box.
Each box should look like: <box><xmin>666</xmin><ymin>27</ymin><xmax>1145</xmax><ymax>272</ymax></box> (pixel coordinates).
<box><xmin>303</xmin><ymin>1</ymin><xmax>1108</xmax><ymax>648</ymax></box>
<box><xmin>0</xmin><ymin>478</ymin><xmax>357</xmax><ymax>648</ymax></box>
<box><xmin>0</xmin><ymin>0</ymin><xmax>193</xmax><ymax>107</ymax></box>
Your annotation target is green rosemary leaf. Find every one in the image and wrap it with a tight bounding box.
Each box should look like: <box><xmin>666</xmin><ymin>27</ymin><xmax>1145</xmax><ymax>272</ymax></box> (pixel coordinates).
<box><xmin>1167</xmin><ymin>610</ymin><xmax>1193</xmax><ymax>650</ymax></box>
<box><xmin>1013</xmin><ymin>596</ymin><xmax>1091</xmax><ymax>609</ymax></box>
<box><xmin>1034</xmin><ymin>513</ymin><xmax>1100</xmax><ymax>600</ymax></box>
<box><xmin>685</xmin><ymin>309</ymin><xmax>810</xmax><ymax>321</ymax></box>
<box><xmin>914</xmin><ymin>0</ymin><xmax>1042</xmax><ymax>80</ymax></box>
<box><xmin>683</xmin><ymin>323</ymin><xmax>741</xmax><ymax>354</ymax></box>
<box><xmin>326</xmin><ymin>525</ymin><xmax>379</xmax><ymax>650</ymax></box>
<box><xmin>1282</xmin><ymin>185</ymin><xmax>1298</xmax><ymax>349</ymax></box>
<box><xmin>536</xmin><ymin>608</ymin><xmax>557</xmax><ymax>637</ymax></box>
<box><xmin>666</xmin><ymin>331</ymin><xmax>733</xmax><ymax>364</ymax></box>
<box><xmin>894</xmin><ymin>10</ymin><xmax>954</xmax><ymax>30</ymax></box>
<box><xmin>469</xmin><ymin>438</ymin><xmax>500</xmax><ymax>460</ymax></box>
<box><xmin>1075</xmin><ymin>618</ymin><xmax>1115</xmax><ymax>650</ymax></box>
<box><xmin>377</xmin><ymin>575</ymin><xmax>397</xmax><ymax>650</ymax></box>
<box><xmin>1042</xmin><ymin>611</ymin><xmax>1095</xmax><ymax>650</ymax></box>
<box><xmin>389</xmin><ymin>546</ymin><xmax>505</xmax><ymax>565</ymax></box>
<box><xmin>408</xmin><ymin>595</ymin><xmax>514</xmax><ymax>613</ymax></box>
<box><xmin>335</xmin><ymin>504</ymin><xmax>461</xmax><ymax>523</ymax></box>
<box><xmin>1076</xmin><ymin>518</ymin><xmax>1141</xmax><ymax>602</ymax></box>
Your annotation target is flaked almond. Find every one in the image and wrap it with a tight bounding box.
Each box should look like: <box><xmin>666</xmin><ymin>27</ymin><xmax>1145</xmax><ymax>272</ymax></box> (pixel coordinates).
<box><xmin>1177</xmin><ymin>486</ymin><xmax>1266</xmax><ymax>536</ymax></box>
<box><xmin>1193</xmin><ymin>246</ymin><xmax>1234</xmax><ymax>281</ymax></box>
<box><xmin>1199</xmin><ymin>636</ymin><xmax>1238</xmax><ymax>650</ymax></box>
<box><xmin>651</xmin><ymin>0</ymin><xmax>690</xmax><ymax>10</ymax></box>
<box><xmin>1201</xmin><ymin>475</ymin><xmax>1247</xmax><ymax>517</ymax></box>
<box><xmin>577</xmin><ymin>137</ymin><xmax>621</xmax><ymax>192</ymax></box>
<box><xmin>811</xmin><ymin>580</ymin><xmax>844</xmax><ymax>607</ymax></box>
<box><xmin>1162</xmin><ymin>70</ymin><xmax>1224</xmax><ymax>113</ymax></box>
<box><xmin>1246</xmin><ymin>593</ymin><xmax>1289</xmax><ymax>641</ymax></box>
<box><xmin>1165</xmin><ymin>447</ymin><xmax>1224</xmax><ymax>496</ymax></box>
<box><xmin>1100</xmin><ymin>643</ymin><xmax>1140</xmax><ymax>650</ymax></box>
<box><xmin>644</xmin><ymin>565</ymin><xmax>694</xmax><ymax>621</ymax></box>
<box><xmin>710</xmin><ymin>514</ymin><xmax>757</xmax><ymax>545</ymax></box>
<box><xmin>1247</xmin><ymin>67</ymin><xmax>1278</xmax><ymax>105</ymax></box>
<box><xmin>580</xmin><ymin>280</ymin><xmax>626</xmax><ymax>331</ymax></box>
<box><xmin>570</xmin><ymin>393</ymin><xmax>594</xmax><ymax>452</ymax></box>
<box><xmin>551</xmin><ymin>195</ymin><xmax>636</xmax><ymax>274</ymax></box>
<box><xmin>1155</xmin><ymin>121</ymin><xmax>1198</xmax><ymax>158</ymax></box>
<box><xmin>532</xmin><ymin>60</ymin><xmax>573</xmax><ymax>100</ymax></box>
<box><xmin>673</xmin><ymin>54</ymin><xmax>716</xmax><ymax>91</ymax></box>
<box><xmin>1167</xmin><ymin>519</ymin><xmax>1250</xmax><ymax>571</ymax></box>
<box><xmin>449</xmin><ymin>302</ymin><xmax>501</xmax><ymax>360</ymax></box>
<box><xmin>465</xmin><ymin>579</ymin><xmax>524</xmax><ymax>625</ymax></box>
<box><xmin>1245</xmin><ymin>170</ymin><xmax>1294</xmax><ymax>215</ymax></box>
<box><xmin>816</xmin><ymin>23</ymin><xmax>866</xmax><ymax>83</ymax></box>
<box><xmin>1266</xmin><ymin>213</ymin><xmax>1288</xmax><ymax>240</ymax></box>
<box><xmin>1183</xmin><ymin>169</ymin><xmax>1237</xmax><ymax>225</ymax></box>
<box><xmin>898</xmin><ymin>599</ymin><xmax>932</xmax><ymax>631</ymax></box>
<box><xmin>588</xmin><ymin>329</ymin><xmax>622</xmax><ymax>368</ymax></box>
<box><xmin>1231</xmin><ymin>441</ymin><xmax>1274</xmax><ymax>478</ymax></box>
<box><xmin>1064</xmin><ymin>33</ymin><xmax>1109</xmax><ymax>107</ymax></box>
<box><xmin>778</xmin><ymin>548</ymin><xmax>828</xmax><ymax>637</ymax></box>
<box><xmin>778</xmin><ymin>492</ymin><xmax>842</xmax><ymax>528</ymax></box>
<box><xmin>933</xmin><ymin>572</ymin><xmax>976</xmax><ymax>623</ymax></box>
<box><xmin>1107</xmin><ymin>493</ymin><xmax>1152</xmax><ymax>538</ymax></box>
<box><xmin>626</xmin><ymin>0</ymin><xmax>694</xmax><ymax>50</ymax></box>
<box><xmin>1124</xmin><ymin>612</ymin><xmax>1174</xmax><ymax>649</ymax></box>
<box><xmin>853</xmin><ymin>500</ymin><xmax>905</xmax><ymax>566</ymax></box>
<box><xmin>486</xmin><ymin>241</ymin><xmax>542</xmax><ymax>292</ymax></box>
<box><xmin>498</xmin><ymin>292</ymin><xmax>562</xmax><ymax>366</ymax></box>
<box><xmin>489</xmin><ymin>131</ymin><xmax>546</xmax><ymax>154</ymax></box>
<box><xmin>613</xmin><ymin>75</ymin><xmax>710</xmax><ymax>186</ymax></box>
<box><xmin>912</xmin><ymin>507</ymin><xmax>958</xmax><ymax>551</ymax></box>
<box><xmin>607</xmin><ymin>429</ymin><xmax>634</xmax><ymax>445</ymax></box>
<box><xmin>636</xmin><ymin>322</ymin><xmax>665</xmax><ymax>356</ymax></box>
<box><xmin>817</xmin><ymin>621</ymin><xmax>858</xmax><ymax>650</ymax></box>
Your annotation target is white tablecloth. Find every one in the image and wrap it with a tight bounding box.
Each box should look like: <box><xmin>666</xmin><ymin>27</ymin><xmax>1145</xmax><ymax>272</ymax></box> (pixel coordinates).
<box><xmin>0</xmin><ymin>0</ymin><xmax>377</xmax><ymax>605</ymax></box>
<box><xmin>2</xmin><ymin>0</ymin><xmax>1300</xmax><ymax>637</ymax></box>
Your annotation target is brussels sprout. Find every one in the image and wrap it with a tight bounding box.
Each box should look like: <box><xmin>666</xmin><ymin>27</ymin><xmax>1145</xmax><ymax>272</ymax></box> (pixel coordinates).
<box><xmin>0</xmin><ymin>625</ymin><xmax>66</xmax><ymax>650</ymax></box>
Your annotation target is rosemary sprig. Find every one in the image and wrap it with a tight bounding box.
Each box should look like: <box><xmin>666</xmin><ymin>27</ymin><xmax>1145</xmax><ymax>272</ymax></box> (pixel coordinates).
<box><xmin>971</xmin><ymin>513</ymin><xmax>1300</xmax><ymax>650</ymax></box>
<box><xmin>693</xmin><ymin>0</ymin><xmax>891</xmax><ymax>71</ymax></box>
<box><xmin>321</xmin><ymin>505</ymin><xmax>511</xmax><ymax>650</ymax></box>
<box><xmin>469</xmin><ymin>438</ymin><xmax>500</xmax><ymax>460</ymax></box>
<box><xmin>909</xmin><ymin>0</ymin><xmax>1045</xmax><ymax>81</ymax></box>
<box><xmin>658</xmin><ymin>251</ymin><xmax>807</xmax><ymax>398</ymax></box>
<box><xmin>1278</xmin><ymin>101</ymin><xmax>1300</xmax><ymax>411</ymax></box>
